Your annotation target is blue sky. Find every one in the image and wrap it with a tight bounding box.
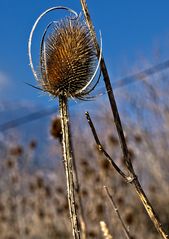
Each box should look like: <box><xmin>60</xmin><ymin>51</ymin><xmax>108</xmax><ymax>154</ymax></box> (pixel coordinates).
<box><xmin>0</xmin><ymin>0</ymin><xmax>169</xmax><ymax>107</ymax></box>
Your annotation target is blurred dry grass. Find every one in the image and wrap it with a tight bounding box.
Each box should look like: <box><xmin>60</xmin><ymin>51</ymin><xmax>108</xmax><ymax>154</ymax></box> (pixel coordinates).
<box><xmin>0</xmin><ymin>68</ymin><xmax>169</xmax><ymax>239</ymax></box>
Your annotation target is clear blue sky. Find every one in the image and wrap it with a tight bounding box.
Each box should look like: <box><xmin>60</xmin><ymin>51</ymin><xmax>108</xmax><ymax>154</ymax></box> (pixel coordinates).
<box><xmin>0</xmin><ymin>0</ymin><xmax>169</xmax><ymax>107</ymax></box>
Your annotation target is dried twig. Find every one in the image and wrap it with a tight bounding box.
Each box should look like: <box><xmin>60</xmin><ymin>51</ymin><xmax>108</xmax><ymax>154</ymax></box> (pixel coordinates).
<box><xmin>85</xmin><ymin>112</ymin><xmax>130</xmax><ymax>182</ymax></box>
<box><xmin>59</xmin><ymin>95</ymin><xmax>81</xmax><ymax>239</ymax></box>
<box><xmin>80</xmin><ymin>0</ymin><xmax>134</xmax><ymax>173</ymax></box>
<box><xmin>104</xmin><ymin>186</ymin><xmax>131</xmax><ymax>239</ymax></box>
<box><xmin>72</xmin><ymin>150</ymin><xmax>87</xmax><ymax>239</ymax></box>
<box><xmin>80</xmin><ymin>1</ymin><xmax>169</xmax><ymax>238</ymax></box>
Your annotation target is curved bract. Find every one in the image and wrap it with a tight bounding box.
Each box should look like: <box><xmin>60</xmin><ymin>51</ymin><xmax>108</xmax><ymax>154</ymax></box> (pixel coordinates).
<box><xmin>28</xmin><ymin>6</ymin><xmax>102</xmax><ymax>99</ymax></box>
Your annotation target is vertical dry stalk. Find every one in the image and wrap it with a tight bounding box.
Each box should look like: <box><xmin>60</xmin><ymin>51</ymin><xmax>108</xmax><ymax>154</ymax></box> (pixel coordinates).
<box><xmin>104</xmin><ymin>186</ymin><xmax>131</xmax><ymax>239</ymax></box>
<box><xmin>59</xmin><ymin>94</ymin><xmax>81</xmax><ymax>239</ymax></box>
<box><xmin>79</xmin><ymin>0</ymin><xmax>134</xmax><ymax>173</ymax></box>
<box><xmin>72</xmin><ymin>153</ymin><xmax>87</xmax><ymax>239</ymax></box>
<box><xmin>80</xmin><ymin>1</ymin><xmax>168</xmax><ymax>238</ymax></box>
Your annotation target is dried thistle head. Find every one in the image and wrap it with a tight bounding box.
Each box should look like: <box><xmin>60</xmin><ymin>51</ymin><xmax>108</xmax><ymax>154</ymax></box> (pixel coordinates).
<box><xmin>41</xmin><ymin>18</ymin><xmax>98</xmax><ymax>98</ymax></box>
<box><xmin>28</xmin><ymin>7</ymin><xmax>102</xmax><ymax>99</ymax></box>
<box><xmin>50</xmin><ymin>116</ymin><xmax>62</xmax><ymax>141</ymax></box>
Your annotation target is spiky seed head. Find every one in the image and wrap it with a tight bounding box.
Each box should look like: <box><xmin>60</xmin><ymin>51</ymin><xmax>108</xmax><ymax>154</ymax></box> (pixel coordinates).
<box><xmin>40</xmin><ymin>17</ymin><xmax>97</xmax><ymax>98</ymax></box>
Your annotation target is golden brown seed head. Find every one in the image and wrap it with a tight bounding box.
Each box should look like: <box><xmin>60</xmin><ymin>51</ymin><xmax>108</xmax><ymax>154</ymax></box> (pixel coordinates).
<box><xmin>50</xmin><ymin>116</ymin><xmax>62</xmax><ymax>140</ymax></box>
<box><xmin>40</xmin><ymin>17</ymin><xmax>97</xmax><ymax>98</ymax></box>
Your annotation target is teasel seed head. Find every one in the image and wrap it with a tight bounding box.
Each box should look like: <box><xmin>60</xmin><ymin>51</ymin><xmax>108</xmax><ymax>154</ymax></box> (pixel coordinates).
<box><xmin>28</xmin><ymin>6</ymin><xmax>102</xmax><ymax>99</ymax></box>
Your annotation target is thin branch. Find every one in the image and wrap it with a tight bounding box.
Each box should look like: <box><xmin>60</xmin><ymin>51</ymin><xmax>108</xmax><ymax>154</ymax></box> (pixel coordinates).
<box><xmin>85</xmin><ymin>112</ymin><xmax>128</xmax><ymax>181</ymax></box>
<box><xmin>80</xmin><ymin>0</ymin><xmax>134</xmax><ymax>172</ymax></box>
<box><xmin>104</xmin><ymin>186</ymin><xmax>131</xmax><ymax>239</ymax></box>
<box><xmin>71</xmin><ymin>150</ymin><xmax>87</xmax><ymax>239</ymax></box>
<box><xmin>80</xmin><ymin>1</ymin><xmax>169</xmax><ymax>238</ymax></box>
<box><xmin>59</xmin><ymin>94</ymin><xmax>81</xmax><ymax>239</ymax></box>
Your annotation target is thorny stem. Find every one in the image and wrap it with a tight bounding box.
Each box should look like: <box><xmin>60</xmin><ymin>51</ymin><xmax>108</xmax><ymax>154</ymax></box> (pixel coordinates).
<box><xmin>80</xmin><ymin>0</ymin><xmax>169</xmax><ymax>238</ymax></box>
<box><xmin>104</xmin><ymin>186</ymin><xmax>131</xmax><ymax>239</ymax></box>
<box><xmin>59</xmin><ymin>94</ymin><xmax>81</xmax><ymax>239</ymax></box>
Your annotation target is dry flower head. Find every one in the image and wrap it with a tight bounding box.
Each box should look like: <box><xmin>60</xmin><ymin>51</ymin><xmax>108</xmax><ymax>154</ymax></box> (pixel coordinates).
<box><xmin>28</xmin><ymin>7</ymin><xmax>102</xmax><ymax>99</ymax></box>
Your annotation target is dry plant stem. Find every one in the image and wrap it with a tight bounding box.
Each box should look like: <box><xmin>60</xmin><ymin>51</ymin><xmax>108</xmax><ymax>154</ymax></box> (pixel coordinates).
<box><xmin>104</xmin><ymin>186</ymin><xmax>131</xmax><ymax>239</ymax></box>
<box><xmin>59</xmin><ymin>94</ymin><xmax>81</xmax><ymax>239</ymax></box>
<box><xmin>80</xmin><ymin>0</ymin><xmax>133</xmax><ymax>172</ymax></box>
<box><xmin>85</xmin><ymin>112</ymin><xmax>127</xmax><ymax>181</ymax></box>
<box><xmin>71</xmin><ymin>151</ymin><xmax>87</xmax><ymax>239</ymax></box>
<box><xmin>80</xmin><ymin>1</ymin><xmax>169</xmax><ymax>238</ymax></box>
<box><xmin>85</xmin><ymin>111</ymin><xmax>168</xmax><ymax>239</ymax></box>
